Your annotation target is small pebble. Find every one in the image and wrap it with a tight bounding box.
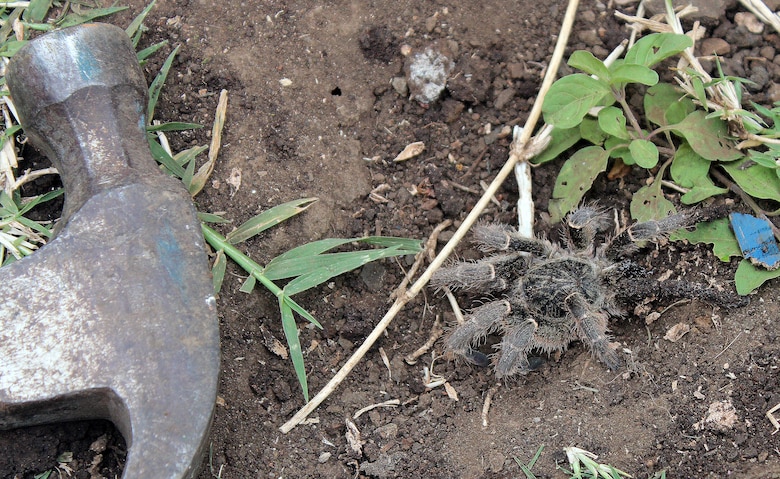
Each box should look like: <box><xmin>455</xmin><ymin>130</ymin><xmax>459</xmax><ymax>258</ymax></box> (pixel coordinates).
<box><xmin>700</xmin><ymin>37</ymin><xmax>730</xmax><ymax>56</ymax></box>
<box><xmin>735</xmin><ymin>12</ymin><xmax>764</xmax><ymax>34</ymax></box>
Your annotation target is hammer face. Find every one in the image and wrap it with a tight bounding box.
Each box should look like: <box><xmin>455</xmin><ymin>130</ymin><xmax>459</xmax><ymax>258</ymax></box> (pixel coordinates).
<box><xmin>0</xmin><ymin>24</ymin><xmax>220</xmax><ymax>479</ymax></box>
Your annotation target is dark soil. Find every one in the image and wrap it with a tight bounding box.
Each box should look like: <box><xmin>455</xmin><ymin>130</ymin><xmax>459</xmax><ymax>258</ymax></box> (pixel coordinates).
<box><xmin>2</xmin><ymin>1</ymin><xmax>780</xmax><ymax>478</ymax></box>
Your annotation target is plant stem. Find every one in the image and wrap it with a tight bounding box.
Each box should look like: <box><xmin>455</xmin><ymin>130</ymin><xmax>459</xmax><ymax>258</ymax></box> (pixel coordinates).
<box><xmin>201</xmin><ymin>223</ymin><xmax>285</xmax><ymax>298</ymax></box>
<box><xmin>614</xmin><ymin>88</ymin><xmax>645</xmax><ymax>137</ymax></box>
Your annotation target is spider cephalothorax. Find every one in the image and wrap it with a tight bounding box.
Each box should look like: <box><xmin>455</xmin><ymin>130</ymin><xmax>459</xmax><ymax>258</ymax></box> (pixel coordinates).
<box><xmin>431</xmin><ymin>205</ymin><xmax>745</xmax><ymax>378</ymax></box>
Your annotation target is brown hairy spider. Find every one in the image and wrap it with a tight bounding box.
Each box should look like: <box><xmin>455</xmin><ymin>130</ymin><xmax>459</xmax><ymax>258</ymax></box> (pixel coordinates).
<box><xmin>431</xmin><ymin>205</ymin><xmax>746</xmax><ymax>378</ymax></box>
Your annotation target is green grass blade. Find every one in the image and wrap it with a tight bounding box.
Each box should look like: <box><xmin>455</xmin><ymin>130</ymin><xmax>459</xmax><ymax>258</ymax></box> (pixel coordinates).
<box><xmin>282</xmin><ymin>295</ymin><xmax>321</xmax><ymax>328</ymax></box>
<box><xmin>22</xmin><ymin>0</ymin><xmax>50</xmax><ymax>24</ymax></box>
<box><xmin>148</xmin><ymin>136</ymin><xmax>186</xmax><ymax>178</ymax></box>
<box><xmin>268</xmin><ymin>236</ymin><xmax>421</xmax><ymax>266</ymax></box>
<box><xmin>264</xmin><ymin>241</ymin><xmax>419</xmax><ymax>282</ymax></box>
<box><xmin>280</xmin><ymin>297</ymin><xmax>309</xmax><ymax>402</ymax></box>
<box><xmin>239</xmin><ymin>274</ymin><xmax>256</xmax><ymax>293</ymax></box>
<box><xmin>137</xmin><ymin>40</ymin><xmax>168</xmax><ymax>63</ymax></box>
<box><xmin>211</xmin><ymin>249</ymin><xmax>227</xmax><ymax>295</ymax></box>
<box><xmin>17</xmin><ymin>189</ymin><xmax>63</xmax><ymax>215</ymax></box>
<box><xmin>226</xmin><ymin>197</ymin><xmax>318</xmax><ymax>244</ymax></box>
<box><xmin>57</xmin><ymin>6</ymin><xmax>128</xmax><ymax>28</ymax></box>
<box><xmin>198</xmin><ymin>211</ymin><xmax>230</xmax><ymax>224</ymax></box>
<box><xmin>147</xmin><ymin>44</ymin><xmax>180</xmax><ymax>123</ymax></box>
<box><xmin>125</xmin><ymin>0</ymin><xmax>157</xmax><ymax>42</ymax></box>
<box><xmin>282</xmin><ymin>246</ymin><xmax>406</xmax><ymax>296</ymax></box>
<box><xmin>147</xmin><ymin>121</ymin><xmax>203</xmax><ymax>132</ymax></box>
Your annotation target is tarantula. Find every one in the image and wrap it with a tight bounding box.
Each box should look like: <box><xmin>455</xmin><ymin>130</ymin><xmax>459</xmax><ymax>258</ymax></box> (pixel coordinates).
<box><xmin>431</xmin><ymin>205</ymin><xmax>745</xmax><ymax>378</ymax></box>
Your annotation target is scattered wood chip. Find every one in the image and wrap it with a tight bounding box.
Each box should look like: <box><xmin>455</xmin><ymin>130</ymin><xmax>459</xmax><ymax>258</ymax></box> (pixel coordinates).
<box><xmin>767</xmin><ymin>403</ymin><xmax>780</xmax><ymax>435</ymax></box>
<box><xmin>353</xmin><ymin>399</ymin><xmax>400</xmax><ymax>419</ymax></box>
<box><xmin>694</xmin><ymin>399</ymin><xmax>738</xmax><ymax>432</ymax></box>
<box><xmin>345</xmin><ymin>418</ymin><xmax>365</xmax><ymax>455</ymax></box>
<box><xmin>645</xmin><ymin>311</ymin><xmax>661</xmax><ymax>325</ymax></box>
<box><xmin>664</xmin><ymin>322</ymin><xmax>691</xmax><ymax>342</ymax></box>
<box><xmin>392</xmin><ymin>141</ymin><xmax>425</xmax><ymax>162</ymax></box>
<box><xmin>693</xmin><ymin>386</ymin><xmax>706</xmax><ymax>400</ymax></box>
<box><xmin>226</xmin><ymin>167</ymin><xmax>242</xmax><ymax>196</ymax></box>
<box><xmin>260</xmin><ymin>324</ymin><xmax>288</xmax><ymax>359</ymax></box>
<box><xmin>444</xmin><ymin>381</ymin><xmax>459</xmax><ymax>401</ymax></box>
<box><xmin>379</xmin><ymin>347</ymin><xmax>392</xmax><ymax>380</ymax></box>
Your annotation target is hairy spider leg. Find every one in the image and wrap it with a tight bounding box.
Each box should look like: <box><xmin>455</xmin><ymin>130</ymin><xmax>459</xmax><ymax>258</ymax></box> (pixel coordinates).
<box><xmin>564</xmin><ymin>204</ymin><xmax>612</xmax><ymax>252</ymax></box>
<box><xmin>473</xmin><ymin>223</ymin><xmax>553</xmax><ymax>256</ymax></box>
<box><xmin>430</xmin><ymin>253</ymin><xmax>525</xmax><ymax>292</ymax></box>
<box><xmin>603</xmin><ymin>212</ymin><xmax>693</xmax><ymax>260</ymax></box>
<box><xmin>444</xmin><ymin>300</ymin><xmax>512</xmax><ymax>361</ymax></box>
<box><xmin>494</xmin><ymin>317</ymin><xmax>538</xmax><ymax>378</ymax></box>
<box><xmin>565</xmin><ymin>292</ymin><xmax>621</xmax><ymax>370</ymax></box>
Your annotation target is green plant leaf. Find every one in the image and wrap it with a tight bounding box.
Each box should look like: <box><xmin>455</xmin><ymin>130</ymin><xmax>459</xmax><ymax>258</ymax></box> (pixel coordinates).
<box><xmin>267</xmin><ymin>236</ymin><xmax>421</xmax><ymax>268</ymax></box>
<box><xmin>197</xmin><ymin>211</ymin><xmax>230</xmax><ymax>224</ymax></box>
<box><xmin>644</xmin><ymin>83</ymin><xmax>693</xmax><ymax>127</ymax></box>
<box><xmin>147</xmin><ymin>44</ymin><xmax>180</xmax><ymax>123</ymax></box>
<box><xmin>283</xmin><ymin>245</ymin><xmax>408</xmax><ymax>296</ymax></box>
<box><xmin>137</xmin><ymin>41</ymin><xmax>169</xmax><ymax>62</ymax></box>
<box><xmin>630</xmin><ymin>182</ymin><xmax>675</xmax><ymax>223</ymax></box>
<box><xmin>597</xmin><ymin>106</ymin><xmax>629</xmax><ymax>140</ymax></box>
<box><xmin>125</xmin><ymin>0</ymin><xmax>157</xmax><ymax>43</ymax></box>
<box><xmin>722</xmin><ymin>160</ymin><xmax>780</xmax><ymax>202</ymax></box>
<box><xmin>671</xmin><ymin>110</ymin><xmax>742</xmax><ymax>161</ymax></box>
<box><xmin>531</xmin><ymin>126</ymin><xmax>581</xmax><ymax>164</ymax></box>
<box><xmin>542</xmin><ymin>74</ymin><xmax>612</xmax><ymax>129</ymax></box>
<box><xmin>609</xmin><ymin>63</ymin><xmax>659</xmax><ymax>86</ymax></box>
<box><xmin>670</xmin><ymin>143</ymin><xmax>728</xmax><ymax>203</ymax></box>
<box><xmin>147</xmin><ymin>121</ymin><xmax>203</xmax><ymax>132</ymax></box>
<box><xmin>568</xmin><ymin>50</ymin><xmax>610</xmax><ymax>80</ymax></box>
<box><xmin>672</xmin><ymin>218</ymin><xmax>741</xmax><ymax>261</ymax></box>
<box><xmin>629</xmin><ymin>139</ymin><xmax>659</xmax><ymax>168</ymax></box>
<box><xmin>549</xmin><ymin>146</ymin><xmax>609</xmax><ymax>222</ymax></box>
<box><xmin>23</xmin><ymin>0</ymin><xmax>51</xmax><ymax>23</ymax></box>
<box><xmin>57</xmin><ymin>6</ymin><xmax>128</xmax><ymax>28</ymax></box>
<box><xmin>148</xmin><ymin>136</ymin><xmax>186</xmax><ymax>178</ymax></box>
<box><xmin>735</xmin><ymin>259</ymin><xmax>780</xmax><ymax>295</ymax></box>
<box><xmin>580</xmin><ymin>117</ymin><xmax>609</xmax><ymax>145</ymax></box>
<box><xmin>624</xmin><ymin>32</ymin><xmax>693</xmax><ymax>67</ymax></box>
<box><xmin>605</xmin><ymin>136</ymin><xmax>634</xmax><ymax>164</ymax></box>
<box><xmin>239</xmin><ymin>274</ymin><xmax>256</xmax><ymax>293</ymax></box>
<box><xmin>0</xmin><ymin>40</ymin><xmax>27</xmax><ymax>58</ymax></box>
<box><xmin>211</xmin><ymin>249</ymin><xmax>227</xmax><ymax>294</ymax></box>
<box><xmin>226</xmin><ymin>197</ymin><xmax>319</xmax><ymax>244</ymax></box>
<box><xmin>279</xmin><ymin>298</ymin><xmax>309</xmax><ymax>402</ymax></box>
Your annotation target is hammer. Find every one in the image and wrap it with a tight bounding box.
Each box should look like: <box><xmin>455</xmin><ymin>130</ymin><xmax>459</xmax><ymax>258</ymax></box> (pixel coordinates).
<box><xmin>0</xmin><ymin>24</ymin><xmax>220</xmax><ymax>478</ymax></box>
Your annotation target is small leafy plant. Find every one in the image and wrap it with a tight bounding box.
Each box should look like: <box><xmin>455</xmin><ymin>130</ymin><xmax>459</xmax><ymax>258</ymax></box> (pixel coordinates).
<box><xmin>539</xmin><ymin>26</ymin><xmax>780</xmax><ymax>294</ymax></box>
<box><xmin>515</xmin><ymin>445</ymin><xmax>666</xmax><ymax>479</ymax></box>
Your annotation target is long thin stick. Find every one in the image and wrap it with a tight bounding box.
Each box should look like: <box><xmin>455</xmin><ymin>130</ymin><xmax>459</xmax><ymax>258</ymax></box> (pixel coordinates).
<box><xmin>279</xmin><ymin>0</ymin><xmax>581</xmax><ymax>434</ymax></box>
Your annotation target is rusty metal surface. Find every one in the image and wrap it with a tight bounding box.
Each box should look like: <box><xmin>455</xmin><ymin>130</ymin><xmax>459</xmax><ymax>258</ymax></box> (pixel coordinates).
<box><xmin>0</xmin><ymin>23</ymin><xmax>219</xmax><ymax>478</ymax></box>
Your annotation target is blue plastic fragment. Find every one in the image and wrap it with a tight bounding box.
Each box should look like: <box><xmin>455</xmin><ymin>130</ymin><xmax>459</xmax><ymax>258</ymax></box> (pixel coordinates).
<box><xmin>730</xmin><ymin>212</ymin><xmax>780</xmax><ymax>270</ymax></box>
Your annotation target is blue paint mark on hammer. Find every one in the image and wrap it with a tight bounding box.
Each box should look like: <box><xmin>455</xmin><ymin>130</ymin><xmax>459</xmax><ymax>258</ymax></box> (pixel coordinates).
<box><xmin>156</xmin><ymin>226</ymin><xmax>187</xmax><ymax>291</ymax></box>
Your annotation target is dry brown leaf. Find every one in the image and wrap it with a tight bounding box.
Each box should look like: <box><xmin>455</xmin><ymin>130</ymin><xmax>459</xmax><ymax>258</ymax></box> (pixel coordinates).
<box><xmin>664</xmin><ymin>322</ymin><xmax>691</xmax><ymax>342</ymax></box>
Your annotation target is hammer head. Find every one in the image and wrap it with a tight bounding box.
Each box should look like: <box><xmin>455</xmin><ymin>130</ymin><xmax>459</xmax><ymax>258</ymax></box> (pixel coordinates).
<box><xmin>0</xmin><ymin>24</ymin><xmax>220</xmax><ymax>478</ymax></box>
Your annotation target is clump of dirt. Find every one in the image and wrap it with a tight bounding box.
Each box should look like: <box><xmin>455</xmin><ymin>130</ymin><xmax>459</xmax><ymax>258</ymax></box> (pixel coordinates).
<box><xmin>2</xmin><ymin>1</ymin><xmax>779</xmax><ymax>478</ymax></box>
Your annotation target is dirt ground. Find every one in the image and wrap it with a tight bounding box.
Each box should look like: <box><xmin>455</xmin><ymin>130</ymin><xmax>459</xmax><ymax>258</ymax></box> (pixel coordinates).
<box><xmin>2</xmin><ymin>0</ymin><xmax>780</xmax><ymax>478</ymax></box>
